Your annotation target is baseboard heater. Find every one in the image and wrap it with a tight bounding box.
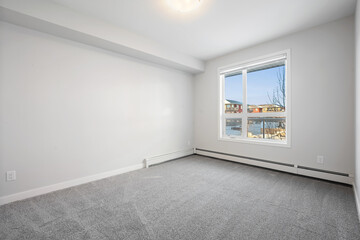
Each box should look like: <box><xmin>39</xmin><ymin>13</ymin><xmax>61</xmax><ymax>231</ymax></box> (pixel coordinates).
<box><xmin>144</xmin><ymin>148</ymin><xmax>195</xmax><ymax>168</ymax></box>
<box><xmin>195</xmin><ymin>148</ymin><xmax>352</xmax><ymax>184</ymax></box>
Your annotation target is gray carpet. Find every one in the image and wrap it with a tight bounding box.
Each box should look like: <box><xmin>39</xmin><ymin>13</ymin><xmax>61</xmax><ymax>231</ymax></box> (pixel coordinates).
<box><xmin>1</xmin><ymin>155</ymin><xmax>359</xmax><ymax>240</ymax></box>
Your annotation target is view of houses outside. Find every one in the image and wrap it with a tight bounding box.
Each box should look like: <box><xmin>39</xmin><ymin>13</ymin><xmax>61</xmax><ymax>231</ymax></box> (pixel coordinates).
<box><xmin>224</xmin><ymin>64</ymin><xmax>286</xmax><ymax>140</ymax></box>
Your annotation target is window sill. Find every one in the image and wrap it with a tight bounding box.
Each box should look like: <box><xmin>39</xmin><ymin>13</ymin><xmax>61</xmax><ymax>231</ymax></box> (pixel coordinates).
<box><xmin>219</xmin><ymin>136</ymin><xmax>291</xmax><ymax>148</ymax></box>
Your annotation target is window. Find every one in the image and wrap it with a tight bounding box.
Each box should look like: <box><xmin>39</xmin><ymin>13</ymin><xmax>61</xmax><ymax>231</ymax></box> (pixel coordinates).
<box><xmin>219</xmin><ymin>50</ymin><xmax>290</xmax><ymax>146</ymax></box>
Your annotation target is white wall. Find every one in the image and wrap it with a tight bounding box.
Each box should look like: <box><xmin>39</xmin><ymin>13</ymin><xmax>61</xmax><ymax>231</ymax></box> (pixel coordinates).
<box><xmin>0</xmin><ymin>21</ymin><xmax>194</xmax><ymax>198</ymax></box>
<box><xmin>355</xmin><ymin>1</ymin><xmax>360</xmax><ymax>211</ymax></box>
<box><xmin>194</xmin><ymin>16</ymin><xmax>355</xmax><ymax>175</ymax></box>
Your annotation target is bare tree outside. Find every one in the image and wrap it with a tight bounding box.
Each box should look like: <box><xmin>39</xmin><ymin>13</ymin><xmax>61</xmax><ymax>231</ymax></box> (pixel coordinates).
<box><xmin>267</xmin><ymin>66</ymin><xmax>285</xmax><ymax>108</ymax></box>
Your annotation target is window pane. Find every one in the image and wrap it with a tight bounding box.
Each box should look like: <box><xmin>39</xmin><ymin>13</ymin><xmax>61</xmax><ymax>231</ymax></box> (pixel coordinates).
<box><xmin>247</xmin><ymin>62</ymin><xmax>285</xmax><ymax>113</ymax></box>
<box><xmin>225</xmin><ymin>73</ymin><xmax>243</xmax><ymax>114</ymax></box>
<box><xmin>225</xmin><ymin>118</ymin><xmax>242</xmax><ymax>137</ymax></box>
<box><xmin>247</xmin><ymin>117</ymin><xmax>286</xmax><ymax>140</ymax></box>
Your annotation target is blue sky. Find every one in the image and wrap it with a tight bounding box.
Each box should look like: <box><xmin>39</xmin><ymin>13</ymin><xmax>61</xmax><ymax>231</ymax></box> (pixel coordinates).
<box><xmin>225</xmin><ymin>65</ymin><xmax>285</xmax><ymax>105</ymax></box>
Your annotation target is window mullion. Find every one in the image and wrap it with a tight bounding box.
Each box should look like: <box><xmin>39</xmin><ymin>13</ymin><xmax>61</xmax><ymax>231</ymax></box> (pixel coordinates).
<box><xmin>242</xmin><ymin>69</ymin><xmax>247</xmax><ymax>138</ymax></box>
<box><xmin>221</xmin><ymin>74</ymin><xmax>225</xmax><ymax>137</ymax></box>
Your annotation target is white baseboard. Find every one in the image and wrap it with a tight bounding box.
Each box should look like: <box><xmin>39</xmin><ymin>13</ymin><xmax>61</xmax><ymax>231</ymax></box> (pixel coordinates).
<box><xmin>144</xmin><ymin>148</ymin><xmax>194</xmax><ymax>167</ymax></box>
<box><xmin>296</xmin><ymin>168</ymin><xmax>352</xmax><ymax>184</ymax></box>
<box><xmin>354</xmin><ymin>183</ymin><xmax>360</xmax><ymax>222</ymax></box>
<box><xmin>196</xmin><ymin>149</ymin><xmax>353</xmax><ymax>185</ymax></box>
<box><xmin>0</xmin><ymin>148</ymin><xmax>195</xmax><ymax>206</ymax></box>
<box><xmin>196</xmin><ymin>149</ymin><xmax>296</xmax><ymax>173</ymax></box>
<box><xmin>0</xmin><ymin>163</ymin><xmax>143</xmax><ymax>206</ymax></box>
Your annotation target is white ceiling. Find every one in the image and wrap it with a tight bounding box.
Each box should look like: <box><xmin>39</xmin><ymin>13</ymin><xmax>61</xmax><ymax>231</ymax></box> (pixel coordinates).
<box><xmin>50</xmin><ymin>0</ymin><xmax>356</xmax><ymax>61</ymax></box>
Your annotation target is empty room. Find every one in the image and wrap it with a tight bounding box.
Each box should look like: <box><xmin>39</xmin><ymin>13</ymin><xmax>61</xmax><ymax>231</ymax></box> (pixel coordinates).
<box><xmin>1</xmin><ymin>0</ymin><xmax>360</xmax><ymax>239</ymax></box>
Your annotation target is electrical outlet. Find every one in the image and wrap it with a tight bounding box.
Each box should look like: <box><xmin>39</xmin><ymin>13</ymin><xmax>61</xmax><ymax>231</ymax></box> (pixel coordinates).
<box><xmin>316</xmin><ymin>155</ymin><xmax>324</xmax><ymax>164</ymax></box>
<box><xmin>187</xmin><ymin>140</ymin><xmax>191</xmax><ymax>146</ymax></box>
<box><xmin>6</xmin><ymin>171</ymin><xmax>16</xmax><ymax>181</ymax></box>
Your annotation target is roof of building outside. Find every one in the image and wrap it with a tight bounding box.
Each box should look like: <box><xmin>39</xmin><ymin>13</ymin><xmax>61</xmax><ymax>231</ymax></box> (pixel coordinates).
<box><xmin>225</xmin><ymin>99</ymin><xmax>242</xmax><ymax>105</ymax></box>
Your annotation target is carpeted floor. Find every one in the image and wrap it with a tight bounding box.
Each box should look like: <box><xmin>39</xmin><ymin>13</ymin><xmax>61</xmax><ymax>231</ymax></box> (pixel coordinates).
<box><xmin>1</xmin><ymin>155</ymin><xmax>359</xmax><ymax>240</ymax></box>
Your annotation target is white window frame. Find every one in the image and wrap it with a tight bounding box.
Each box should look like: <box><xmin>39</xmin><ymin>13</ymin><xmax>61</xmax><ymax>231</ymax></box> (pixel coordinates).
<box><xmin>218</xmin><ymin>49</ymin><xmax>291</xmax><ymax>147</ymax></box>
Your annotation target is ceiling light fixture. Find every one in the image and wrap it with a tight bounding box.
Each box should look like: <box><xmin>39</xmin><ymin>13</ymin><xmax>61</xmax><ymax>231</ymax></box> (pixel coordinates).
<box><xmin>166</xmin><ymin>0</ymin><xmax>202</xmax><ymax>13</ymax></box>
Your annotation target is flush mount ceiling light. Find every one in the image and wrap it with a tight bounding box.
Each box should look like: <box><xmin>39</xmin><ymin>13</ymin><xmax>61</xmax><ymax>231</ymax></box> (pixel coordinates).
<box><xmin>166</xmin><ymin>0</ymin><xmax>202</xmax><ymax>13</ymax></box>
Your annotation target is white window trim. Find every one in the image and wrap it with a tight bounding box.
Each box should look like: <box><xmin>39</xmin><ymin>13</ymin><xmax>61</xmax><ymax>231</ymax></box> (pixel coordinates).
<box><xmin>218</xmin><ymin>49</ymin><xmax>291</xmax><ymax>148</ymax></box>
